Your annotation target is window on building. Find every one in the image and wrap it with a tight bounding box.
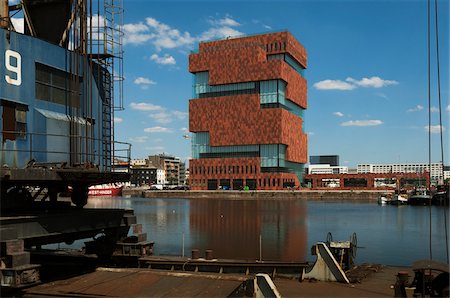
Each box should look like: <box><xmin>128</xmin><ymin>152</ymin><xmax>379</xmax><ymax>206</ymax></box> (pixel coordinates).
<box><xmin>267</xmin><ymin>53</ymin><xmax>305</xmax><ymax>77</ymax></box>
<box><xmin>193</xmin><ymin>71</ymin><xmax>257</xmax><ymax>99</ymax></box>
<box><xmin>1</xmin><ymin>99</ymin><xmax>28</xmax><ymax>140</ymax></box>
<box><xmin>35</xmin><ymin>63</ymin><xmax>81</xmax><ymax>107</ymax></box>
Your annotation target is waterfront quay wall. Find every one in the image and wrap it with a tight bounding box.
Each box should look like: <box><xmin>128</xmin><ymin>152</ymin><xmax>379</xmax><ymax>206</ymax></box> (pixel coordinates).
<box><xmin>123</xmin><ymin>189</ymin><xmax>390</xmax><ymax>201</ymax></box>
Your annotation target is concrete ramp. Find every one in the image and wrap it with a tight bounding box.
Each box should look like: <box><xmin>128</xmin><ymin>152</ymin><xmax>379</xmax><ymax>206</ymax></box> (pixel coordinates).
<box><xmin>302</xmin><ymin>242</ymin><xmax>349</xmax><ymax>283</ymax></box>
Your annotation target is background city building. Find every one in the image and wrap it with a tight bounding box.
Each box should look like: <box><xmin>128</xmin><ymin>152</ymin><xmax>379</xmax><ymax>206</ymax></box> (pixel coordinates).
<box><xmin>131</xmin><ymin>166</ymin><xmax>157</xmax><ymax>186</ymax></box>
<box><xmin>307</xmin><ymin>164</ymin><xmax>348</xmax><ymax>175</ymax></box>
<box><xmin>189</xmin><ymin>31</ymin><xmax>308</xmax><ymax>190</ymax></box>
<box><xmin>129</xmin><ymin>154</ymin><xmax>186</xmax><ymax>186</ymax></box>
<box><xmin>148</xmin><ymin>154</ymin><xmax>182</xmax><ymax>185</ymax></box>
<box><xmin>309</xmin><ymin>155</ymin><xmax>340</xmax><ymax>166</ymax></box>
<box><xmin>357</xmin><ymin>162</ymin><xmax>444</xmax><ymax>183</ymax></box>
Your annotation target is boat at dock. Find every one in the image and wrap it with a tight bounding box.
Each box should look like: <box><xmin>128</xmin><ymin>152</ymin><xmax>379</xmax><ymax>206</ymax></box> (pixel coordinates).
<box><xmin>431</xmin><ymin>185</ymin><xmax>449</xmax><ymax>206</ymax></box>
<box><xmin>408</xmin><ymin>188</ymin><xmax>431</xmax><ymax>206</ymax></box>
<box><xmin>87</xmin><ymin>184</ymin><xmax>124</xmax><ymax>197</ymax></box>
<box><xmin>378</xmin><ymin>192</ymin><xmax>408</xmax><ymax>205</ymax></box>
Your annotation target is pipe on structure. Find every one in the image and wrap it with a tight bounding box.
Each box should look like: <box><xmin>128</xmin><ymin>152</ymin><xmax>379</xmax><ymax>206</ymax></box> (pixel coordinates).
<box><xmin>0</xmin><ymin>0</ymin><xmax>8</xmax><ymax>29</ymax></box>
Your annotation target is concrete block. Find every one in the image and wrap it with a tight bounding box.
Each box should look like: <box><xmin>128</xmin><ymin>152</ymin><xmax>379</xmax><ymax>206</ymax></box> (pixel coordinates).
<box><xmin>0</xmin><ymin>240</ymin><xmax>24</xmax><ymax>256</ymax></box>
<box><xmin>3</xmin><ymin>252</ymin><xmax>30</xmax><ymax>268</ymax></box>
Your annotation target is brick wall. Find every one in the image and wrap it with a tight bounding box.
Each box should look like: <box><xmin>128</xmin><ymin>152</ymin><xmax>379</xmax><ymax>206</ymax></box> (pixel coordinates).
<box><xmin>189</xmin><ymin>31</ymin><xmax>307</xmax><ymax>190</ymax></box>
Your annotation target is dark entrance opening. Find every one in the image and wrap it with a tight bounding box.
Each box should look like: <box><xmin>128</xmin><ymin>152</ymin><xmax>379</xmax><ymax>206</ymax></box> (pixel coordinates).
<box><xmin>246</xmin><ymin>179</ymin><xmax>257</xmax><ymax>190</ymax></box>
<box><xmin>207</xmin><ymin>179</ymin><xmax>218</xmax><ymax>190</ymax></box>
<box><xmin>233</xmin><ymin>179</ymin><xmax>244</xmax><ymax>190</ymax></box>
<box><xmin>219</xmin><ymin>179</ymin><xmax>231</xmax><ymax>190</ymax></box>
<box><xmin>343</xmin><ymin>178</ymin><xmax>367</xmax><ymax>187</ymax></box>
<box><xmin>283</xmin><ymin>181</ymin><xmax>295</xmax><ymax>188</ymax></box>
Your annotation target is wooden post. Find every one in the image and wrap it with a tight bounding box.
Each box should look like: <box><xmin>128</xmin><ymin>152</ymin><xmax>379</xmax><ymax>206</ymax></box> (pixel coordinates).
<box><xmin>0</xmin><ymin>0</ymin><xmax>9</xmax><ymax>29</ymax></box>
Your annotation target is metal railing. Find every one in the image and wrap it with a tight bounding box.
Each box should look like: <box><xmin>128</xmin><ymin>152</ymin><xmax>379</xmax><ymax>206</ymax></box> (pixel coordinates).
<box><xmin>0</xmin><ymin>130</ymin><xmax>131</xmax><ymax>172</ymax></box>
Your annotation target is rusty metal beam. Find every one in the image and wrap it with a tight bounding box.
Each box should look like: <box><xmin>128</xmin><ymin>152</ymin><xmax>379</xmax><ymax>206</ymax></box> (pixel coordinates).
<box><xmin>59</xmin><ymin>0</ymin><xmax>83</xmax><ymax>47</ymax></box>
<box><xmin>20</xmin><ymin>0</ymin><xmax>35</xmax><ymax>36</ymax></box>
<box><xmin>0</xmin><ymin>0</ymin><xmax>8</xmax><ymax>29</ymax></box>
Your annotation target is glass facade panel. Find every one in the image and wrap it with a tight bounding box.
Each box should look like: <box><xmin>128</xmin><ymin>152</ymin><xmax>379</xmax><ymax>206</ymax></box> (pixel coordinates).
<box><xmin>192</xmin><ymin>132</ymin><xmax>304</xmax><ymax>184</ymax></box>
<box><xmin>260</xmin><ymin>80</ymin><xmax>280</xmax><ymax>104</ymax></box>
<box><xmin>260</xmin><ymin>144</ymin><xmax>278</xmax><ymax>167</ymax></box>
<box><xmin>285</xmin><ymin>160</ymin><xmax>305</xmax><ymax>183</ymax></box>
<box><xmin>285</xmin><ymin>54</ymin><xmax>305</xmax><ymax>77</ymax></box>
<box><xmin>193</xmin><ymin>71</ymin><xmax>256</xmax><ymax>98</ymax></box>
<box><xmin>260</xmin><ymin>144</ymin><xmax>286</xmax><ymax>168</ymax></box>
<box><xmin>192</xmin><ymin>132</ymin><xmax>259</xmax><ymax>159</ymax></box>
<box><xmin>192</xmin><ymin>132</ymin><xmax>209</xmax><ymax>159</ymax></box>
<box><xmin>283</xmin><ymin>99</ymin><xmax>304</xmax><ymax>119</ymax></box>
<box><xmin>267</xmin><ymin>53</ymin><xmax>305</xmax><ymax>77</ymax></box>
<box><xmin>260</xmin><ymin>80</ymin><xmax>304</xmax><ymax>119</ymax></box>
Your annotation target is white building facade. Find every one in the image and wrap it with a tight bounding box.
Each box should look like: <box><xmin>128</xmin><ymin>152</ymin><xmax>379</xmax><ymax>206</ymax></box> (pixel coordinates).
<box><xmin>357</xmin><ymin>162</ymin><xmax>444</xmax><ymax>182</ymax></box>
<box><xmin>308</xmin><ymin>164</ymin><xmax>348</xmax><ymax>175</ymax></box>
<box><xmin>130</xmin><ymin>159</ymin><xmax>147</xmax><ymax>167</ymax></box>
<box><xmin>156</xmin><ymin>169</ymin><xmax>165</xmax><ymax>185</ymax></box>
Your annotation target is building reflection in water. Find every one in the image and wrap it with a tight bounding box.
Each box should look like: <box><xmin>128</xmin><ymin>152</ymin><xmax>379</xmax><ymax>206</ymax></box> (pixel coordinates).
<box><xmin>189</xmin><ymin>199</ymin><xmax>307</xmax><ymax>261</ymax></box>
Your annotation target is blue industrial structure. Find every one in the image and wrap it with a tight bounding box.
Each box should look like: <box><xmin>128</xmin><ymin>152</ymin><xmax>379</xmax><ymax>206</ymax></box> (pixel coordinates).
<box><xmin>0</xmin><ymin>29</ymin><xmax>110</xmax><ymax>170</ymax></box>
<box><xmin>0</xmin><ymin>0</ymin><xmax>129</xmax><ymax>209</ymax></box>
<box><xmin>0</xmin><ymin>2</ymin><xmax>138</xmax><ymax>290</ymax></box>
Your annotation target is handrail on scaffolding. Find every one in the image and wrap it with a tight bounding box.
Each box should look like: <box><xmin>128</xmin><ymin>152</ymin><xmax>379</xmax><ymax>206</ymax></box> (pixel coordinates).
<box><xmin>0</xmin><ymin>130</ymin><xmax>131</xmax><ymax>172</ymax></box>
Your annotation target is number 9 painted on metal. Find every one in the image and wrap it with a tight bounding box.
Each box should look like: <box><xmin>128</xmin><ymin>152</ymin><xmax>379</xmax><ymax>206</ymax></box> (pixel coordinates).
<box><xmin>5</xmin><ymin>49</ymin><xmax>22</xmax><ymax>86</ymax></box>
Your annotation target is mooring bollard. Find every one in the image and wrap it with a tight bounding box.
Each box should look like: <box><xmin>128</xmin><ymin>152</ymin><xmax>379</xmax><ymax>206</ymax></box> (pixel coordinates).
<box><xmin>205</xmin><ymin>249</ymin><xmax>213</xmax><ymax>260</ymax></box>
<box><xmin>192</xmin><ymin>248</ymin><xmax>199</xmax><ymax>259</ymax></box>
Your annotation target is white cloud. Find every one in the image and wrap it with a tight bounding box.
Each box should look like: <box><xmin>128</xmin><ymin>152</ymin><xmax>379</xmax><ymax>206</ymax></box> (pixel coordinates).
<box><xmin>346</xmin><ymin>76</ymin><xmax>398</xmax><ymax>88</ymax></box>
<box><xmin>123</xmin><ymin>22</ymin><xmax>148</xmax><ymax>34</ymax></box>
<box><xmin>133</xmin><ymin>77</ymin><xmax>156</xmax><ymax>89</ymax></box>
<box><xmin>407</xmin><ymin>105</ymin><xmax>424</xmax><ymax>112</ymax></box>
<box><xmin>376</xmin><ymin>93</ymin><xmax>389</xmax><ymax>100</ymax></box>
<box><xmin>199</xmin><ymin>26</ymin><xmax>243</xmax><ymax>42</ymax></box>
<box><xmin>430</xmin><ymin>106</ymin><xmax>439</xmax><ymax>113</ymax></box>
<box><xmin>424</xmin><ymin>125</ymin><xmax>445</xmax><ymax>134</ymax></box>
<box><xmin>251</xmin><ymin>19</ymin><xmax>272</xmax><ymax>30</ymax></box>
<box><xmin>149</xmin><ymin>110</ymin><xmax>188</xmax><ymax>123</ymax></box>
<box><xmin>307</xmin><ymin>132</ymin><xmax>315</xmax><ymax>136</ymax></box>
<box><xmin>341</xmin><ymin>120</ymin><xmax>383</xmax><ymax>127</ymax></box>
<box><xmin>149</xmin><ymin>112</ymin><xmax>172</xmax><ymax>124</ymax></box>
<box><xmin>145</xmin><ymin>146</ymin><xmax>165</xmax><ymax>151</ymax></box>
<box><xmin>172</xmin><ymin>111</ymin><xmax>188</xmax><ymax>120</ymax></box>
<box><xmin>129</xmin><ymin>136</ymin><xmax>148</xmax><ymax>143</ymax></box>
<box><xmin>314</xmin><ymin>76</ymin><xmax>398</xmax><ymax>91</ymax></box>
<box><xmin>150</xmin><ymin>53</ymin><xmax>176</xmax><ymax>65</ymax></box>
<box><xmin>122</xmin><ymin>17</ymin><xmax>195</xmax><ymax>48</ymax></box>
<box><xmin>207</xmin><ymin>17</ymin><xmax>240</xmax><ymax>27</ymax></box>
<box><xmin>114</xmin><ymin>117</ymin><xmax>123</xmax><ymax>123</ymax></box>
<box><xmin>313</xmin><ymin>80</ymin><xmax>355</xmax><ymax>91</ymax></box>
<box><xmin>11</xmin><ymin>18</ymin><xmax>24</xmax><ymax>33</ymax></box>
<box><xmin>122</xmin><ymin>16</ymin><xmax>244</xmax><ymax>49</ymax></box>
<box><xmin>146</xmin><ymin>17</ymin><xmax>195</xmax><ymax>50</ymax></box>
<box><xmin>122</xmin><ymin>22</ymin><xmax>154</xmax><ymax>45</ymax></box>
<box><xmin>130</xmin><ymin>102</ymin><xmax>164</xmax><ymax>111</ymax></box>
<box><xmin>144</xmin><ymin>126</ymin><xmax>174</xmax><ymax>133</ymax></box>
<box><xmin>333</xmin><ymin>112</ymin><xmax>344</xmax><ymax>117</ymax></box>
<box><xmin>447</xmin><ymin>105</ymin><xmax>450</xmax><ymax>112</ymax></box>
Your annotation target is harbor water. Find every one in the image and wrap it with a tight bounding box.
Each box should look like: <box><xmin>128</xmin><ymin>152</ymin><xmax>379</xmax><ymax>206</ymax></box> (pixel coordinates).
<box><xmin>85</xmin><ymin>196</ymin><xmax>449</xmax><ymax>266</ymax></box>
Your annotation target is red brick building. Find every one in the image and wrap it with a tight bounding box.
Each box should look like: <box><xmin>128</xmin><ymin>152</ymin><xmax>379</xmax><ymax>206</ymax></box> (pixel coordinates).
<box><xmin>189</xmin><ymin>31</ymin><xmax>307</xmax><ymax>190</ymax></box>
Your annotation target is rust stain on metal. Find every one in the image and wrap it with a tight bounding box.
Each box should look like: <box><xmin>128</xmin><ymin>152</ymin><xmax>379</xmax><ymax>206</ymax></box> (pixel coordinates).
<box><xmin>24</xmin><ymin>268</ymin><xmax>245</xmax><ymax>297</ymax></box>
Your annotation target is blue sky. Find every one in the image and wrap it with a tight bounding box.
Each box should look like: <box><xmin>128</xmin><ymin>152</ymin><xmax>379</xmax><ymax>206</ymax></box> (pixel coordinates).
<box><xmin>112</xmin><ymin>0</ymin><xmax>449</xmax><ymax>167</ymax></box>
